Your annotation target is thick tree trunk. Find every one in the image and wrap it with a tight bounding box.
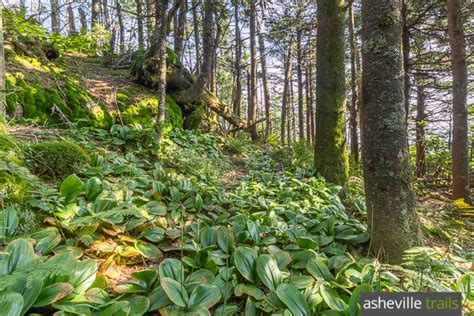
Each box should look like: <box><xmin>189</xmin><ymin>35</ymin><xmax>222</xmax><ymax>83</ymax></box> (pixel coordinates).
<box><xmin>248</xmin><ymin>0</ymin><xmax>259</xmax><ymax>141</ymax></box>
<box><xmin>117</xmin><ymin>1</ymin><xmax>125</xmax><ymax>54</ymax></box>
<box><xmin>314</xmin><ymin>0</ymin><xmax>349</xmax><ymax>185</ymax></box>
<box><xmin>296</xmin><ymin>29</ymin><xmax>304</xmax><ymax>143</ymax></box>
<box><xmin>50</xmin><ymin>0</ymin><xmax>60</xmax><ymax>33</ymax></box>
<box><xmin>447</xmin><ymin>0</ymin><xmax>471</xmax><ymax>204</ymax></box>
<box><xmin>362</xmin><ymin>0</ymin><xmax>420</xmax><ymax>262</ymax></box>
<box><xmin>402</xmin><ymin>0</ymin><xmax>411</xmax><ymax>123</ymax></box>
<box><xmin>136</xmin><ymin>0</ymin><xmax>145</xmax><ymax>50</ymax></box>
<box><xmin>232</xmin><ymin>1</ymin><xmax>242</xmax><ymax>119</ymax></box>
<box><xmin>348</xmin><ymin>1</ymin><xmax>359</xmax><ymax>164</ymax></box>
<box><xmin>281</xmin><ymin>43</ymin><xmax>293</xmax><ymax>145</ymax></box>
<box><xmin>415</xmin><ymin>78</ymin><xmax>426</xmax><ymax>179</ymax></box>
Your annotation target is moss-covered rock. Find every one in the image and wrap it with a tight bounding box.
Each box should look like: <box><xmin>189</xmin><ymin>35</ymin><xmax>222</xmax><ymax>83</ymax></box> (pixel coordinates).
<box><xmin>26</xmin><ymin>141</ymin><xmax>90</xmax><ymax>179</ymax></box>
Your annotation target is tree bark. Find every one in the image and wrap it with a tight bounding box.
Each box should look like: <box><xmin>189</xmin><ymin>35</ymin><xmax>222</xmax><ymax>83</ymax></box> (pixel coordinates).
<box><xmin>91</xmin><ymin>0</ymin><xmax>101</xmax><ymax>29</ymax></box>
<box><xmin>447</xmin><ymin>0</ymin><xmax>471</xmax><ymax>204</ymax></box>
<box><xmin>174</xmin><ymin>0</ymin><xmax>186</xmax><ymax>58</ymax></box>
<box><xmin>348</xmin><ymin>1</ymin><xmax>359</xmax><ymax>164</ymax></box>
<box><xmin>402</xmin><ymin>0</ymin><xmax>411</xmax><ymax>123</ymax></box>
<box><xmin>281</xmin><ymin>43</ymin><xmax>293</xmax><ymax>145</ymax></box>
<box><xmin>258</xmin><ymin>2</ymin><xmax>271</xmax><ymax>142</ymax></box>
<box><xmin>50</xmin><ymin>0</ymin><xmax>60</xmax><ymax>33</ymax></box>
<box><xmin>66</xmin><ymin>0</ymin><xmax>76</xmax><ymax>35</ymax></box>
<box><xmin>155</xmin><ymin>0</ymin><xmax>168</xmax><ymax>136</ymax></box>
<box><xmin>232</xmin><ymin>1</ymin><xmax>242</xmax><ymax>119</ymax></box>
<box><xmin>102</xmin><ymin>0</ymin><xmax>110</xmax><ymax>28</ymax></box>
<box><xmin>362</xmin><ymin>0</ymin><xmax>420</xmax><ymax>262</ymax></box>
<box><xmin>117</xmin><ymin>1</ymin><xmax>125</xmax><ymax>54</ymax></box>
<box><xmin>415</xmin><ymin>77</ymin><xmax>426</xmax><ymax>179</ymax></box>
<box><xmin>314</xmin><ymin>0</ymin><xmax>349</xmax><ymax>185</ymax></box>
<box><xmin>78</xmin><ymin>6</ymin><xmax>88</xmax><ymax>34</ymax></box>
<box><xmin>192</xmin><ymin>0</ymin><xmax>201</xmax><ymax>75</ymax></box>
<box><xmin>296</xmin><ymin>29</ymin><xmax>304</xmax><ymax>143</ymax></box>
<box><xmin>0</xmin><ymin>6</ymin><xmax>5</xmax><ymax>116</ymax></box>
<box><xmin>248</xmin><ymin>0</ymin><xmax>259</xmax><ymax>141</ymax></box>
<box><xmin>136</xmin><ymin>0</ymin><xmax>145</xmax><ymax>50</ymax></box>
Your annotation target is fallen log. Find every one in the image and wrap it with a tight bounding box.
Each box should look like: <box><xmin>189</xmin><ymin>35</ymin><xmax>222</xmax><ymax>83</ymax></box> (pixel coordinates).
<box><xmin>131</xmin><ymin>49</ymin><xmax>248</xmax><ymax>130</ymax></box>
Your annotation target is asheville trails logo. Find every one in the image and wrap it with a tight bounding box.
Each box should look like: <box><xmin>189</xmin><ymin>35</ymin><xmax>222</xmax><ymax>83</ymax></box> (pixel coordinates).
<box><xmin>360</xmin><ymin>292</ymin><xmax>463</xmax><ymax>316</ymax></box>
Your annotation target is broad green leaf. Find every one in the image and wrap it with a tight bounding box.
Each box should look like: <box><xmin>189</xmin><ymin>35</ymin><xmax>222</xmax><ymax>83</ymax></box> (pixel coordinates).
<box><xmin>217</xmin><ymin>227</ymin><xmax>234</xmax><ymax>254</ymax></box>
<box><xmin>320</xmin><ymin>284</ymin><xmax>347</xmax><ymax>311</ymax></box>
<box><xmin>85</xmin><ymin>177</ymin><xmax>102</xmax><ymax>201</ymax></box>
<box><xmin>60</xmin><ymin>174</ymin><xmax>84</xmax><ymax>203</ymax></box>
<box><xmin>349</xmin><ymin>284</ymin><xmax>374</xmax><ymax>316</ymax></box>
<box><xmin>33</xmin><ymin>283</ymin><xmax>74</xmax><ymax>307</ymax></box>
<box><xmin>148</xmin><ymin>285</ymin><xmax>172</xmax><ymax>311</ymax></box>
<box><xmin>195</xmin><ymin>194</ymin><xmax>203</xmax><ymax>212</ymax></box>
<box><xmin>188</xmin><ymin>283</ymin><xmax>221</xmax><ymax>309</ymax></box>
<box><xmin>160</xmin><ymin>277</ymin><xmax>188</xmax><ymax>307</ymax></box>
<box><xmin>98</xmin><ymin>301</ymin><xmax>131</xmax><ymax>316</ymax></box>
<box><xmin>126</xmin><ymin>295</ymin><xmax>150</xmax><ymax>315</ymax></box>
<box><xmin>139</xmin><ymin>227</ymin><xmax>165</xmax><ymax>243</ymax></box>
<box><xmin>0</xmin><ymin>292</ymin><xmax>24</xmax><ymax>316</ymax></box>
<box><xmin>135</xmin><ymin>241</ymin><xmax>163</xmax><ymax>259</ymax></box>
<box><xmin>132</xmin><ymin>269</ymin><xmax>158</xmax><ymax>290</ymax></box>
<box><xmin>0</xmin><ymin>207</ymin><xmax>19</xmax><ymax>238</ymax></box>
<box><xmin>200</xmin><ymin>227</ymin><xmax>217</xmax><ymax>247</ymax></box>
<box><xmin>159</xmin><ymin>258</ymin><xmax>185</xmax><ymax>283</ymax></box>
<box><xmin>215</xmin><ymin>303</ymin><xmax>240</xmax><ymax>316</ymax></box>
<box><xmin>0</xmin><ymin>238</ymin><xmax>36</xmax><ymax>275</ymax></box>
<box><xmin>256</xmin><ymin>254</ymin><xmax>282</xmax><ymax>291</ymax></box>
<box><xmin>244</xmin><ymin>284</ymin><xmax>265</xmax><ymax>300</ymax></box>
<box><xmin>307</xmin><ymin>259</ymin><xmax>334</xmax><ymax>281</ymax></box>
<box><xmin>52</xmin><ymin>303</ymin><xmax>93</xmax><ymax>315</ymax></box>
<box><xmin>21</xmin><ymin>275</ymin><xmax>43</xmax><ymax>314</ymax></box>
<box><xmin>234</xmin><ymin>246</ymin><xmax>258</xmax><ymax>282</ymax></box>
<box><xmin>276</xmin><ymin>283</ymin><xmax>310</xmax><ymax>316</ymax></box>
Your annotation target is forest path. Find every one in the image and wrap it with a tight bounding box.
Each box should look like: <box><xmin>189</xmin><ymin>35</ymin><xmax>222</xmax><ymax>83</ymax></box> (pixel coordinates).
<box><xmin>222</xmin><ymin>152</ymin><xmax>248</xmax><ymax>191</ymax></box>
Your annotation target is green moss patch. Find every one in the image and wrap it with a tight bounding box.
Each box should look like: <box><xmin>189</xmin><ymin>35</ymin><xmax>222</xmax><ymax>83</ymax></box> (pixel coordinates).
<box><xmin>26</xmin><ymin>141</ymin><xmax>90</xmax><ymax>179</ymax></box>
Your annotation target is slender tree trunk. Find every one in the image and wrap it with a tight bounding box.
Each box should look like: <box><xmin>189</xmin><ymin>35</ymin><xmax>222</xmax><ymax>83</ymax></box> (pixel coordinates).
<box><xmin>281</xmin><ymin>43</ymin><xmax>293</xmax><ymax>145</ymax></box>
<box><xmin>136</xmin><ymin>0</ymin><xmax>145</xmax><ymax>50</ymax></box>
<box><xmin>50</xmin><ymin>0</ymin><xmax>60</xmax><ymax>33</ymax></box>
<box><xmin>305</xmin><ymin>66</ymin><xmax>311</xmax><ymax>146</ymax></box>
<box><xmin>192</xmin><ymin>0</ymin><xmax>201</xmax><ymax>75</ymax></box>
<box><xmin>155</xmin><ymin>0</ymin><xmax>168</xmax><ymax>137</ymax></box>
<box><xmin>146</xmin><ymin>0</ymin><xmax>156</xmax><ymax>46</ymax></box>
<box><xmin>296</xmin><ymin>29</ymin><xmax>305</xmax><ymax>143</ymax></box>
<box><xmin>66</xmin><ymin>0</ymin><xmax>76</xmax><ymax>35</ymax></box>
<box><xmin>447</xmin><ymin>0</ymin><xmax>471</xmax><ymax>204</ymax></box>
<box><xmin>362</xmin><ymin>0</ymin><xmax>420</xmax><ymax>262</ymax></box>
<box><xmin>174</xmin><ymin>0</ymin><xmax>186</xmax><ymax>58</ymax></box>
<box><xmin>315</xmin><ymin>0</ymin><xmax>349</xmax><ymax>185</ymax></box>
<box><xmin>290</xmin><ymin>77</ymin><xmax>296</xmax><ymax>143</ymax></box>
<box><xmin>79</xmin><ymin>6</ymin><xmax>88</xmax><ymax>34</ymax></box>
<box><xmin>0</xmin><ymin>5</ymin><xmax>5</xmax><ymax>116</ymax></box>
<box><xmin>117</xmin><ymin>1</ymin><xmax>125</xmax><ymax>54</ymax></box>
<box><xmin>91</xmin><ymin>0</ymin><xmax>101</xmax><ymax>29</ymax></box>
<box><xmin>248</xmin><ymin>0</ymin><xmax>258</xmax><ymax>141</ymax></box>
<box><xmin>415</xmin><ymin>78</ymin><xmax>426</xmax><ymax>179</ymax></box>
<box><xmin>232</xmin><ymin>1</ymin><xmax>242</xmax><ymax>118</ymax></box>
<box><xmin>348</xmin><ymin>1</ymin><xmax>359</xmax><ymax>164</ymax></box>
<box><xmin>102</xmin><ymin>0</ymin><xmax>110</xmax><ymax>28</ymax></box>
<box><xmin>258</xmin><ymin>1</ymin><xmax>271</xmax><ymax>141</ymax></box>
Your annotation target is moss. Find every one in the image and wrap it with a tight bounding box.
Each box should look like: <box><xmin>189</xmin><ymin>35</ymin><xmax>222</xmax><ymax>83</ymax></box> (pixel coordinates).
<box><xmin>166</xmin><ymin>47</ymin><xmax>179</xmax><ymax>65</ymax></box>
<box><xmin>184</xmin><ymin>102</ymin><xmax>205</xmax><ymax>129</ymax></box>
<box><xmin>26</xmin><ymin>141</ymin><xmax>90</xmax><ymax>179</ymax></box>
<box><xmin>165</xmin><ymin>96</ymin><xmax>183</xmax><ymax>128</ymax></box>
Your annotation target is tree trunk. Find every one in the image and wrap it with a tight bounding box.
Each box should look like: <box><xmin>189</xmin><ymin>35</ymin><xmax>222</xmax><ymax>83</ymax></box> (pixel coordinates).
<box><xmin>348</xmin><ymin>1</ymin><xmax>359</xmax><ymax>164</ymax></box>
<box><xmin>248</xmin><ymin>0</ymin><xmax>258</xmax><ymax>141</ymax></box>
<box><xmin>136</xmin><ymin>0</ymin><xmax>145</xmax><ymax>50</ymax></box>
<box><xmin>117</xmin><ymin>1</ymin><xmax>125</xmax><ymax>54</ymax></box>
<box><xmin>314</xmin><ymin>0</ymin><xmax>349</xmax><ymax>185</ymax></box>
<box><xmin>66</xmin><ymin>0</ymin><xmax>76</xmax><ymax>35</ymax></box>
<box><xmin>232</xmin><ymin>1</ymin><xmax>242</xmax><ymax>119</ymax></box>
<box><xmin>296</xmin><ymin>29</ymin><xmax>304</xmax><ymax>143</ymax></box>
<box><xmin>447</xmin><ymin>0</ymin><xmax>471</xmax><ymax>204</ymax></box>
<box><xmin>415</xmin><ymin>77</ymin><xmax>426</xmax><ymax>179</ymax></box>
<box><xmin>50</xmin><ymin>0</ymin><xmax>60</xmax><ymax>33</ymax></box>
<box><xmin>91</xmin><ymin>0</ymin><xmax>101</xmax><ymax>29</ymax></box>
<box><xmin>79</xmin><ymin>6</ymin><xmax>88</xmax><ymax>34</ymax></box>
<box><xmin>361</xmin><ymin>0</ymin><xmax>420</xmax><ymax>262</ymax></box>
<box><xmin>155</xmin><ymin>0</ymin><xmax>168</xmax><ymax>136</ymax></box>
<box><xmin>258</xmin><ymin>1</ymin><xmax>271</xmax><ymax>141</ymax></box>
<box><xmin>174</xmin><ymin>0</ymin><xmax>186</xmax><ymax>58</ymax></box>
<box><xmin>281</xmin><ymin>43</ymin><xmax>292</xmax><ymax>145</ymax></box>
<box><xmin>102</xmin><ymin>0</ymin><xmax>110</xmax><ymax>28</ymax></box>
<box><xmin>146</xmin><ymin>0</ymin><xmax>156</xmax><ymax>46</ymax></box>
<box><xmin>0</xmin><ymin>6</ymin><xmax>5</xmax><ymax>116</ymax></box>
<box><xmin>402</xmin><ymin>0</ymin><xmax>411</xmax><ymax>123</ymax></box>
<box><xmin>192</xmin><ymin>0</ymin><xmax>201</xmax><ymax>75</ymax></box>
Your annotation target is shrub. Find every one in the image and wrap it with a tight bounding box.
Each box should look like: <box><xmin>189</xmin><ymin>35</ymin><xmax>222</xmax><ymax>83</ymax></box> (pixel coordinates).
<box><xmin>26</xmin><ymin>141</ymin><xmax>90</xmax><ymax>179</ymax></box>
